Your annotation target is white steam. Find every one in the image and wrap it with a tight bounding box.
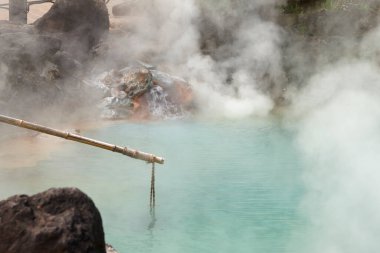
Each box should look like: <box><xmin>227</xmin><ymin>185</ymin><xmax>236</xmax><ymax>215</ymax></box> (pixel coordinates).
<box><xmin>290</xmin><ymin>62</ymin><xmax>380</xmax><ymax>252</ymax></box>
<box><xmin>187</xmin><ymin>18</ymin><xmax>284</xmax><ymax>118</ymax></box>
<box><xmin>109</xmin><ymin>0</ymin><xmax>285</xmax><ymax>118</ymax></box>
<box><xmin>109</xmin><ymin>0</ymin><xmax>200</xmax><ymax>65</ymax></box>
<box><xmin>279</xmin><ymin>5</ymin><xmax>380</xmax><ymax>252</ymax></box>
<box><xmin>3</xmin><ymin>1</ymin><xmax>380</xmax><ymax>250</ymax></box>
<box><xmin>108</xmin><ymin>2</ymin><xmax>380</xmax><ymax>250</ymax></box>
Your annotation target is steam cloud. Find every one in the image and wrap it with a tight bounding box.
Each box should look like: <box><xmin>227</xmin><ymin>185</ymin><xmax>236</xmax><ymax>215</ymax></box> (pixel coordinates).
<box><xmin>108</xmin><ymin>2</ymin><xmax>380</xmax><ymax>251</ymax></box>
<box><xmin>1</xmin><ymin>0</ymin><xmax>380</xmax><ymax>251</ymax></box>
<box><xmin>287</xmin><ymin>5</ymin><xmax>380</xmax><ymax>252</ymax></box>
<box><xmin>106</xmin><ymin>0</ymin><xmax>286</xmax><ymax>118</ymax></box>
<box><xmin>290</xmin><ymin>61</ymin><xmax>380</xmax><ymax>252</ymax></box>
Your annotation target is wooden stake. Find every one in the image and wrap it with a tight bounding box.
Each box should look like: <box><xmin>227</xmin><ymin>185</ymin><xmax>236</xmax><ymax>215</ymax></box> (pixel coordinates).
<box><xmin>0</xmin><ymin>114</ymin><xmax>164</xmax><ymax>164</ymax></box>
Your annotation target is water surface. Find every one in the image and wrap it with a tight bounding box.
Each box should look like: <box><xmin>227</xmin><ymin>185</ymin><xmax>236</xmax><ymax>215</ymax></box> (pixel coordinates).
<box><xmin>0</xmin><ymin>119</ymin><xmax>305</xmax><ymax>253</ymax></box>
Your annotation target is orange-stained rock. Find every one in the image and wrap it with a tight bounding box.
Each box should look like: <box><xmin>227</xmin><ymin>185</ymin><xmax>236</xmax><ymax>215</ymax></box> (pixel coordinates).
<box><xmin>95</xmin><ymin>65</ymin><xmax>193</xmax><ymax>119</ymax></box>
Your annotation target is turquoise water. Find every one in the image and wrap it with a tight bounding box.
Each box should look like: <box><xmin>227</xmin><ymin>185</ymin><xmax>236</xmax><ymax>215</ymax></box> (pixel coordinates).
<box><xmin>0</xmin><ymin>120</ymin><xmax>305</xmax><ymax>253</ymax></box>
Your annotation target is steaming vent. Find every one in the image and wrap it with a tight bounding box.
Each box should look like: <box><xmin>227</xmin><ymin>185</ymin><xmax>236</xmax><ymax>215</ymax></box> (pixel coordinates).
<box><xmin>148</xmin><ymin>80</ymin><xmax>185</xmax><ymax>119</ymax></box>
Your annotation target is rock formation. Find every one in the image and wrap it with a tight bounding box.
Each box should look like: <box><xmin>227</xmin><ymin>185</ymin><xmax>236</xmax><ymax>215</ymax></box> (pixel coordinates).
<box><xmin>34</xmin><ymin>0</ymin><xmax>110</xmax><ymax>57</ymax></box>
<box><xmin>92</xmin><ymin>65</ymin><xmax>193</xmax><ymax>119</ymax></box>
<box><xmin>0</xmin><ymin>188</ymin><xmax>106</xmax><ymax>253</ymax></box>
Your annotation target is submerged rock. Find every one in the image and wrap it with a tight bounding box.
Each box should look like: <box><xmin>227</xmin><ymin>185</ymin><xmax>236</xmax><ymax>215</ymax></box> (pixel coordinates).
<box><xmin>0</xmin><ymin>188</ymin><xmax>106</xmax><ymax>253</ymax></box>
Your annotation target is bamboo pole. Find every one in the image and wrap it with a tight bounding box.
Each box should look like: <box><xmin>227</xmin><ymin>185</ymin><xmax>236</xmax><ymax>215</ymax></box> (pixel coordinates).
<box><xmin>0</xmin><ymin>114</ymin><xmax>164</xmax><ymax>164</ymax></box>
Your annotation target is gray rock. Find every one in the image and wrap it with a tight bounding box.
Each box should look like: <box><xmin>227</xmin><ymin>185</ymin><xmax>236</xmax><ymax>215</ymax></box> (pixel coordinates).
<box><xmin>34</xmin><ymin>0</ymin><xmax>110</xmax><ymax>54</ymax></box>
<box><xmin>89</xmin><ymin>65</ymin><xmax>193</xmax><ymax>119</ymax></box>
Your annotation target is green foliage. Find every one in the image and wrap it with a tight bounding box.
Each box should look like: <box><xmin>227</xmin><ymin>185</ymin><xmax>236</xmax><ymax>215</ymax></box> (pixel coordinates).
<box><xmin>321</xmin><ymin>0</ymin><xmax>334</xmax><ymax>9</ymax></box>
<box><xmin>282</xmin><ymin>0</ymin><xmax>374</xmax><ymax>14</ymax></box>
<box><xmin>282</xmin><ymin>2</ymin><xmax>303</xmax><ymax>14</ymax></box>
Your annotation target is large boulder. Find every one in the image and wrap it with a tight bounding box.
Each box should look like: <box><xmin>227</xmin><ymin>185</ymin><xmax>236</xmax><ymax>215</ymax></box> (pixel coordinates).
<box><xmin>0</xmin><ymin>188</ymin><xmax>106</xmax><ymax>253</ymax></box>
<box><xmin>34</xmin><ymin>0</ymin><xmax>110</xmax><ymax>54</ymax></box>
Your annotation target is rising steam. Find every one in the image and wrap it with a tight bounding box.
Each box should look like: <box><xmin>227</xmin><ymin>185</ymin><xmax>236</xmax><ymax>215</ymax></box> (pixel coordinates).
<box><xmin>1</xmin><ymin>0</ymin><xmax>380</xmax><ymax>251</ymax></box>
<box><xmin>105</xmin><ymin>0</ymin><xmax>286</xmax><ymax>118</ymax></box>
<box><xmin>287</xmin><ymin>4</ymin><xmax>380</xmax><ymax>252</ymax></box>
<box><xmin>108</xmin><ymin>2</ymin><xmax>380</xmax><ymax>250</ymax></box>
<box><xmin>289</xmin><ymin>60</ymin><xmax>380</xmax><ymax>253</ymax></box>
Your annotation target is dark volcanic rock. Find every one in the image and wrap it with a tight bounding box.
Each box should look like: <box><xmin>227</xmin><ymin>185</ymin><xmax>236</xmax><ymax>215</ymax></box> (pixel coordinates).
<box><xmin>0</xmin><ymin>188</ymin><xmax>106</xmax><ymax>253</ymax></box>
<box><xmin>35</xmin><ymin>0</ymin><xmax>110</xmax><ymax>53</ymax></box>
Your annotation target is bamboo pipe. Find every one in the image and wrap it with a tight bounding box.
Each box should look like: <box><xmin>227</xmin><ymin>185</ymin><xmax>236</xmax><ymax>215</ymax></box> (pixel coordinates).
<box><xmin>0</xmin><ymin>114</ymin><xmax>164</xmax><ymax>164</ymax></box>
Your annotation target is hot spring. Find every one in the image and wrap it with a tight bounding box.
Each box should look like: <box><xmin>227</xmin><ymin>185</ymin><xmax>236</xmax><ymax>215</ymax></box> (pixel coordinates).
<box><xmin>2</xmin><ymin>0</ymin><xmax>380</xmax><ymax>252</ymax></box>
<box><xmin>0</xmin><ymin>119</ymin><xmax>306</xmax><ymax>253</ymax></box>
